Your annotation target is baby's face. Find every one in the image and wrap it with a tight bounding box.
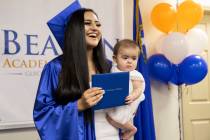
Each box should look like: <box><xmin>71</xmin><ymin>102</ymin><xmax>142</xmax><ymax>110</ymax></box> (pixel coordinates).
<box><xmin>114</xmin><ymin>46</ymin><xmax>139</xmax><ymax>71</ymax></box>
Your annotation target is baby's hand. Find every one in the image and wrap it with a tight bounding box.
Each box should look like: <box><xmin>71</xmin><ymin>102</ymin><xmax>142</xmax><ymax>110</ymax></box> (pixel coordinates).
<box><xmin>125</xmin><ymin>95</ymin><xmax>135</xmax><ymax>104</ymax></box>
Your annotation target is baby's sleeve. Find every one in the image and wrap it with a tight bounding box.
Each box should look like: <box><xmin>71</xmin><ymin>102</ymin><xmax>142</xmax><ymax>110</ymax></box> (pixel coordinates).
<box><xmin>130</xmin><ymin>70</ymin><xmax>145</xmax><ymax>92</ymax></box>
<box><xmin>130</xmin><ymin>70</ymin><xmax>144</xmax><ymax>81</ymax></box>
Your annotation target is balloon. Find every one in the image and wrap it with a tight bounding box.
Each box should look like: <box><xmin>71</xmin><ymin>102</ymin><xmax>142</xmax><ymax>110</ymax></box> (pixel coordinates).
<box><xmin>151</xmin><ymin>3</ymin><xmax>176</xmax><ymax>33</ymax></box>
<box><xmin>177</xmin><ymin>0</ymin><xmax>204</xmax><ymax>32</ymax></box>
<box><xmin>148</xmin><ymin>54</ymin><xmax>173</xmax><ymax>83</ymax></box>
<box><xmin>186</xmin><ymin>28</ymin><xmax>208</xmax><ymax>55</ymax></box>
<box><xmin>170</xmin><ymin>64</ymin><xmax>184</xmax><ymax>85</ymax></box>
<box><xmin>160</xmin><ymin>32</ymin><xmax>189</xmax><ymax>64</ymax></box>
<box><xmin>179</xmin><ymin>55</ymin><xmax>208</xmax><ymax>85</ymax></box>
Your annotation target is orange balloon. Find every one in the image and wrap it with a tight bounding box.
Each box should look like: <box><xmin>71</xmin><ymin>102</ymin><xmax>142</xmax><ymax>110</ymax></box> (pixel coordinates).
<box><xmin>151</xmin><ymin>3</ymin><xmax>176</xmax><ymax>33</ymax></box>
<box><xmin>177</xmin><ymin>0</ymin><xmax>204</xmax><ymax>33</ymax></box>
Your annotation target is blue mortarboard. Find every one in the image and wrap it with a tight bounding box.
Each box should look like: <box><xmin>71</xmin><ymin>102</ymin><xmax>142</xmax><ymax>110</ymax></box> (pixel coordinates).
<box><xmin>47</xmin><ymin>1</ymin><xmax>81</xmax><ymax>49</ymax></box>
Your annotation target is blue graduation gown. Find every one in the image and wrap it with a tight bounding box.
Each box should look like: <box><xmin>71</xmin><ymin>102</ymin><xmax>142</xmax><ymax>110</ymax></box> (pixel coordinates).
<box><xmin>33</xmin><ymin>56</ymin><xmax>96</xmax><ymax>140</ymax></box>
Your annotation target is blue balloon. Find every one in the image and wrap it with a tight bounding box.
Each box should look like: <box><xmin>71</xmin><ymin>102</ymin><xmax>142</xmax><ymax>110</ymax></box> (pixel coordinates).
<box><xmin>179</xmin><ymin>55</ymin><xmax>208</xmax><ymax>85</ymax></box>
<box><xmin>170</xmin><ymin>64</ymin><xmax>184</xmax><ymax>85</ymax></box>
<box><xmin>148</xmin><ymin>54</ymin><xmax>173</xmax><ymax>83</ymax></box>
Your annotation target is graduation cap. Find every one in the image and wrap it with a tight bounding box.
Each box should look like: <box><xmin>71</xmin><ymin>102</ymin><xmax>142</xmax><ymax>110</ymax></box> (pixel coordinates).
<box><xmin>47</xmin><ymin>1</ymin><xmax>81</xmax><ymax>49</ymax></box>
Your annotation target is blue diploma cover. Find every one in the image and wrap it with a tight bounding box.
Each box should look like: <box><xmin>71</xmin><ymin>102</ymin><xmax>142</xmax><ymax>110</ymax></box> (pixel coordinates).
<box><xmin>92</xmin><ymin>72</ymin><xmax>129</xmax><ymax>110</ymax></box>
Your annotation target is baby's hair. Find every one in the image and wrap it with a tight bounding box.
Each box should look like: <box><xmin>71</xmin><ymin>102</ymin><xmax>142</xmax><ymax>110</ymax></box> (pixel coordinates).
<box><xmin>113</xmin><ymin>39</ymin><xmax>140</xmax><ymax>56</ymax></box>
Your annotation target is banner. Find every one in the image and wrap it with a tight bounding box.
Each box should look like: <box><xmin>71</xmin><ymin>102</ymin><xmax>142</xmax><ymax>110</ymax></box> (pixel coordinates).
<box><xmin>0</xmin><ymin>0</ymin><xmax>123</xmax><ymax>129</ymax></box>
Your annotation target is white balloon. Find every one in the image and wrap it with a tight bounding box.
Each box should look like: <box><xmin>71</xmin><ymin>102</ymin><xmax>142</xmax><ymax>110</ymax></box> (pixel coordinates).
<box><xmin>186</xmin><ymin>28</ymin><xmax>208</xmax><ymax>55</ymax></box>
<box><xmin>160</xmin><ymin>32</ymin><xmax>189</xmax><ymax>64</ymax></box>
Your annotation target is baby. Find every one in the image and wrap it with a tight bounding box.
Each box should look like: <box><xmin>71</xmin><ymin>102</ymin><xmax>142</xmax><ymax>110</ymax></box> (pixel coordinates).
<box><xmin>106</xmin><ymin>39</ymin><xmax>145</xmax><ymax>140</ymax></box>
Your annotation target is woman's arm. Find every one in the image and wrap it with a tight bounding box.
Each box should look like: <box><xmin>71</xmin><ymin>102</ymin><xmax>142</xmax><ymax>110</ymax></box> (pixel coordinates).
<box><xmin>33</xmin><ymin>59</ymin><xmax>104</xmax><ymax>140</ymax></box>
<box><xmin>33</xmin><ymin>60</ymin><xmax>81</xmax><ymax>140</ymax></box>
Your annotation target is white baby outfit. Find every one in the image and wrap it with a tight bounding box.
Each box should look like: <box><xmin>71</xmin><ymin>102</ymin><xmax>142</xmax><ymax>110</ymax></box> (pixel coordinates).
<box><xmin>106</xmin><ymin>66</ymin><xmax>145</xmax><ymax>124</ymax></box>
<box><xmin>94</xmin><ymin>66</ymin><xmax>145</xmax><ymax>140</ymax></box>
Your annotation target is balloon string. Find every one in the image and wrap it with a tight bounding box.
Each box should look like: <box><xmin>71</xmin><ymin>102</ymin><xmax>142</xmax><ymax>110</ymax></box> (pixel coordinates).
<box><xmin>178</xmin><ymin>86</ymin><xmax>183</xmax><ymax>140</ymax></box>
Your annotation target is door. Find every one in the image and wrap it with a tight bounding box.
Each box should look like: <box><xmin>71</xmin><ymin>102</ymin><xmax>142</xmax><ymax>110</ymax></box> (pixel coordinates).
<box><xmin>182</xmin><ymin>12</ymin><xmax>210</xmax><ymax>140</ymax></box>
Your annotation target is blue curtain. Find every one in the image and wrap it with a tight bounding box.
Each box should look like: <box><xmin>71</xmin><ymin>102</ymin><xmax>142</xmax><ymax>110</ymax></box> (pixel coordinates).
<box><xmin>133</xmin><ymin>0</ymin><xmax>156</xmax><ymax>140</ymax></box>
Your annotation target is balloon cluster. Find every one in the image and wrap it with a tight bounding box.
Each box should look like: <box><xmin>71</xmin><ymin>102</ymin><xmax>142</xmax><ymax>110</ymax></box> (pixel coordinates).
<box><xmin>148</xmin><ymin>0</ymin><xmax>208</xmax><ymax>85</ymax></box>
<box><xmin>151</xmin><ymin>0</ymin><xmax>203</xmax><ymax>33</ymax></box>
<box><xmin>148</xmin><ymin>54</ymin><xmax>208</xmax><ymax>85</ymax></box>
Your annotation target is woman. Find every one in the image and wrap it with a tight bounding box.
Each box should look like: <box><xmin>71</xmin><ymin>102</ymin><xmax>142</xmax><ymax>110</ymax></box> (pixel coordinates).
<box><xmin>33</xmin><ymin>8</ymin><xmax>117</xmax><ymax>140</ymax></box>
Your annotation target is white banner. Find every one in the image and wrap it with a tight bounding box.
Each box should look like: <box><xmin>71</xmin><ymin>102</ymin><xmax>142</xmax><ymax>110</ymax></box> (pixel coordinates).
<box><xmin>0</xmin><ymin>0</ymin><xmax>123</xmax><ymax>129</ymax></box>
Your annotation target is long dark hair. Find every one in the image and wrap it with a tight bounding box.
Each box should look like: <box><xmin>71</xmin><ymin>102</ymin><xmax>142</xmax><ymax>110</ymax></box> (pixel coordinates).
<box><xmin>55</xmin><ymin>8</ymin><xmax>110</xmax><ymax>122</ymax></box>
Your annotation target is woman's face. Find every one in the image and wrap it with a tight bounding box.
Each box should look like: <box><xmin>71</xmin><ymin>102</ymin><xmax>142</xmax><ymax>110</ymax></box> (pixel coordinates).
<box><xmin>84</xmin><ymin>11</ymin><xmax>102</xmax><ymax>49</ymax></box>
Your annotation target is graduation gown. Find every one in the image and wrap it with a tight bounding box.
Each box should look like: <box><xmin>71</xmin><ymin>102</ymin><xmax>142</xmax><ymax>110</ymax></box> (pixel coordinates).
<box><xmin>33</xmin><ymin>56</ymin><xmax>95</xmax><ymax>140</ymax></box>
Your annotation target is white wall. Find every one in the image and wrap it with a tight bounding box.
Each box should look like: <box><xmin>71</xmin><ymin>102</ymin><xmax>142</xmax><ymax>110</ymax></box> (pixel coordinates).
<box><xmin>199</xmin><ymin>0</ymin><xmax>210</xmax><ymax>8</ymax></box>
<box><xmin>0</xmin><ymin>128</ymin><xmax>39</xmax><ymax>140</ymax></box>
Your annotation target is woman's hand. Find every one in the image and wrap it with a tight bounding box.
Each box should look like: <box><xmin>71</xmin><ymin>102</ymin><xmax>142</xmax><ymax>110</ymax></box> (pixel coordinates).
<box><xmin>125</xmin><ymin>94</ymin><xmax>136</xmax><ymax>104</ymax></box>
<box><xmin>77</xmin><ymin>87</ymin><xmax>104</xmax><ymax>111</ymax></box>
